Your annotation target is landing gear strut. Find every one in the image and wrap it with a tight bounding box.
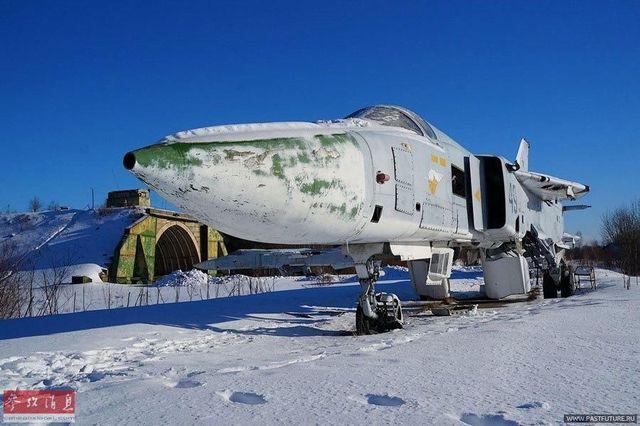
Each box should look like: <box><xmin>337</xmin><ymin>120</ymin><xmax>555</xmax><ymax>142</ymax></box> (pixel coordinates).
<box><xmin>355</xmin><ymin>259</ymin><xmax>403</xmax><ymax>335</ymax></box>
<box><xmin>542</xmin><ymin>271</ymin><xmax>557</xmax><ymax>299</ymax></box>
<box><xmin>559</xmin><ymin>263</ymin><xmax>575</xmax><ymax>298</ymax></box>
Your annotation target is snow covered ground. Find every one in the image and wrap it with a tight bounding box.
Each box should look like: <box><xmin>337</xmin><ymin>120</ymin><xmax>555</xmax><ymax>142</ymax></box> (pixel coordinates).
<box><xmin>1</xmin><ymin>268</ymin><xmax>638</xmax><ymax>425</ymax></box>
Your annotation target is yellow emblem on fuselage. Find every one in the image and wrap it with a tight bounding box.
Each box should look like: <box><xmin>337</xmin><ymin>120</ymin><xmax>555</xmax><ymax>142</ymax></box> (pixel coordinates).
<box><xmin>427</xmin><ymin>169</ymin><xmax>443</xmax><ymax>195</ymax></box>
<box><xmin>428</xmin><ymin>177</ymin><xmax>439</xmax><ymax>194</ymax></box>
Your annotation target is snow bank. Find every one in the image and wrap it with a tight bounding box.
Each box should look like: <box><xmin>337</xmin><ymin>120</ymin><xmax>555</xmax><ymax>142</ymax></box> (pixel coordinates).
<box><xmin>18</xmin><ymin>263</ymin><xmax>107</xmax><ymax>287</ymax></box>
<box><xmin>154</xmin><ymin>269</ymin><xmax>211</xmax><ymax>287</ymax></box>
<box><xmin>0</xmin><ymin>208</ymin><xmax>144</xmax><ymax>271</ymax></box>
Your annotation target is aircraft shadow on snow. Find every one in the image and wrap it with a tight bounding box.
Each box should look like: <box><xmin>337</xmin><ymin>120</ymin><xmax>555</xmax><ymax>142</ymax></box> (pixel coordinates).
<box><xmin>1</xmin><ymin>280</ymin><xmax>414</xmax><ymax>340</ymax></box>
<box><xmin>1</xmin><ymin>275</ymin><xmax>607</xmax><ymax>340</ymax></box>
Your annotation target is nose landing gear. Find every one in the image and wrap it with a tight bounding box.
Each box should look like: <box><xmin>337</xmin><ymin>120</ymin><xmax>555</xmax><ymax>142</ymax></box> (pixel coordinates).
<box><xmin>354</xmin><ymin>259</ymin><xmax>404</xmax><ymax>335</ymax></box>
<box><xmin>343</xmin><ymin>243</ymin><xmax>404</xmax><ymax>335</ymax></box>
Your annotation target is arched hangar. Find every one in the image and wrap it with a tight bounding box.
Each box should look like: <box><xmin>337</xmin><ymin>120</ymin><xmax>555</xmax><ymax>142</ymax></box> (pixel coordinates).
<box><xmin>109</xmin><ymin>207</ymin><xmax>227</xmax><ymax>284</ymax></box>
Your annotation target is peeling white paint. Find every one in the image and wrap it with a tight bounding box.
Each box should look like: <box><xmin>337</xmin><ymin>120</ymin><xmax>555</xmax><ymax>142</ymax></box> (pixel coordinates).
<box><xmin>133</xmin><ymin>133</ymin><xmax>369</xmax><ymax>244</ymax></box>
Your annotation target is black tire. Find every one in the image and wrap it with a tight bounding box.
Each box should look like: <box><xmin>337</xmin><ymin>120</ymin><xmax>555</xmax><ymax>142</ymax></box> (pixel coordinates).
<box><xmin>356</xmin><ymin>304</ymin><xmax>372</xmax><ymax>335</ymax></box>
<box><xmin>395</xmin><ymin>302</ymin><xmax>403</xmax><ymax>324</ymax></box>
<box><xmin>391</xmin><ymin>300</ymin><xmax>403</xmax><ymax>329</ymax></box>
<box><xmin>560</xmin><ymin>270</ymin><xmax>574</xmax><ymax>298</ymax></box>
<box><xmin>542</xmin><ymin>272</ymin><xmax>557</xmax><ymax>299</ymax></box>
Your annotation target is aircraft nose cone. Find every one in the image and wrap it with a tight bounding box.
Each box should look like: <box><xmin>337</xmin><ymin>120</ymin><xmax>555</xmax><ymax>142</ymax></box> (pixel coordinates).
<box><xmin>123</xmin><ymin>134</ymin><xmax>370</xmax><ymax>244</ymax></box>
<box><xmin>122</xmin><ymin>144</ymin><xmax>187</xmax><ymax>194</ymax></box>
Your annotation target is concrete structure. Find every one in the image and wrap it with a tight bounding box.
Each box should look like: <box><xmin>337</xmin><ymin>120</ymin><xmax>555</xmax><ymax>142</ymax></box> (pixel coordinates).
<box><xmin>107</xmin><ymin>189</ymin><xmax>151</xmax><ymax>208</ymax></box>
<box><xmin>109</xmin><ymin>207</ymin><xmax>227</xmax><ymax>284</ymax></box>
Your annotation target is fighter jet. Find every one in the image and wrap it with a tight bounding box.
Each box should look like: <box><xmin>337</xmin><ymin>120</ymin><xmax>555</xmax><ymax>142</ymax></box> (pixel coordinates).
<box><xmin>124</xmin><ymin>105</ymin><xmax>589</xmax><ymax>334</ymax></box>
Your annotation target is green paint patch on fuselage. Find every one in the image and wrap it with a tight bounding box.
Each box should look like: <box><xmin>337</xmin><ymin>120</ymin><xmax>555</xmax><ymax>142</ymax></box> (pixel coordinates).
<box><xmin>271</xmin><ymin>154</ymin><xmax>285</xmax><ymax>179</ymax></box>
<box><xmin>134</xmin><ymin>144</ymin><xmax>204</xmax><ymax>170</ymax></box>
<box><xmin>202</xmin><ymin>137</ymin><xmax>307</xmax><ymax>151</ymax></box>
<box><xmin>298</xmin><ymin>179</ymin><xmax>345</xmax><ymax>195</ymax></box>
<box><xmin>314</xmin><ymin>133</ymin><xmax>358</xmax><ymax>147</ymax></box>
<box><xmin>202</xmin><ymin>134</ymin><xmax>355</xmax><ymax>153</ymax></box>
<box><xmin>329</xmin><ymin>203</ymin><xmax>347</xmax><ymax>215</ymax></box>
<box><xmin>297</xmin><ymin>152</ymin><xmax>311</xmax><ymax>163</ymax></box>
<box><xmin>136</xmin><ymin>134</ymin><xmax>356</xmax><ymax>172</ymax></box>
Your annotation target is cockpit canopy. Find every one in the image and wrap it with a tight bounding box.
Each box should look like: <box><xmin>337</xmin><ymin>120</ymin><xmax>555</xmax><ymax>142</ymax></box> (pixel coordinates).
<box><xmin>346</xmin><ymin>105</ymin><xmax>437</xmax><ymax>139</ymax></box>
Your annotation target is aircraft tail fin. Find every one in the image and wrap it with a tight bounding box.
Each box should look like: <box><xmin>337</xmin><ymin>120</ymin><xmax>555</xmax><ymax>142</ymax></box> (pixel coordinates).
<box><xmin>516</xmin><ymin>138</ymin><xmax>529</xmax><ymax>171</ymax></box>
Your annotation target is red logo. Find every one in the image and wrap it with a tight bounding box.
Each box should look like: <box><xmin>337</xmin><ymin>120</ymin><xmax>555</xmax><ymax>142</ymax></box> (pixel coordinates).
<box><xmin>3</xmin><ymin>390</ymin><xmax>75</xmax><ymax>423</ymax></box>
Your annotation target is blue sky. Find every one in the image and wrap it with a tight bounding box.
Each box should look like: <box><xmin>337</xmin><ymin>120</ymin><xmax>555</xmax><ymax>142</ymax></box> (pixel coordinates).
<box><xmin>1</xmin><ymin>0</ymin><xmax>639</xmax><ymax>241</ymax></box>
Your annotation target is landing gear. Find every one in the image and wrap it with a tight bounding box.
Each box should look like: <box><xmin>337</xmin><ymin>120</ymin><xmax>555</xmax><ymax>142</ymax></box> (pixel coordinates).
<box><xmin>542</xmin><ymin>271</ymin><xmax>557</xmax><ymax>299</ymax></box>
<box><xmin>559</xmin><ymin>264</ymin><xmax>575</xmax><ymax>298</ymax></box>
<box><xmin>542</xmin><ymin>263</ymin><xmax>574</xmax><ymax>299</ymax></box>
<box><xmin>355</xmin><ymin>304</ymin><xmax>372</xmax><ymax>335</ymax></box>
<box><xmin>343</xmin><ymin>244</ymin><xmax>404</xmax><ymax>335</ymax></box>
<box><xmin>355</xmin><ymin>260</ymin><xmax>403</xmax><ymax>335</ymax></box>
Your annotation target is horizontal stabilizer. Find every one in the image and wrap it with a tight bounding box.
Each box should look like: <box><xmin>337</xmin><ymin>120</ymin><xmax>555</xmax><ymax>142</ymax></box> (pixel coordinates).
<box><xmin>514</xmin><ymin>170</ymin><xmax>589</xmax><ymax>201</ymax></box>
<box><xmin>558</xmin><ymin>232</ymin><xmax>581</xmax><ymax>249</ymax></box>
<box><xmin>563</xmin><ymin>205</ymin><xmax>591</xmax><ymax>212</ymax></box>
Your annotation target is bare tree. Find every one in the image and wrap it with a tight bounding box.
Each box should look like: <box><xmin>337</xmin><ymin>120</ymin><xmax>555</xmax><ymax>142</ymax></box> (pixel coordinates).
<box><xmin>567</xmin><ymin>242</ymin><xmax>607</xmax><ymax>267</ymax></box>
<box><xmin>47</xmin><ymin>200</ymin><xmax>60</xmax><ymax>211</ymax></box>
<box><xmin>601</xmin><ymin>199</ymin><xmax>640</xmax><ymax>276</ymax></box>
<box><xmin>28</xmin><ymin>197</ymin><xmax>42</xmax><ymax>212</ymax></box>
<box><xmin>0</xmin><ymin>242</ymin><xmax>26</xmax><ymax>319</ymax></box>
<box><xmin>36</xmin><ymin>249</ymin><xmax>75</xmax><ymax>316</ymax></box>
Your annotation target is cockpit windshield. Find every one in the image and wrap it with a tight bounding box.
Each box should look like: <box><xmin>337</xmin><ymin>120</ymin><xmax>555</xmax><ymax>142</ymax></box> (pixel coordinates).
<box><xmin>345</xmin><ymin>105</ymin><xmax>437</xmax><ymax>139</ymax></box>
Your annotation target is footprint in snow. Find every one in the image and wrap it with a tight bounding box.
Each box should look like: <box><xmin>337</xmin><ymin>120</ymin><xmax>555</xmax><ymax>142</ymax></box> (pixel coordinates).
<box><xmin>365</xmin><ymin>394</ymin><xmax>405</xmax><ymax>407</ymax></box>
<box><xmin>87</xmin><ymin>371</ymin><xmax>107</xmax><ymax>382</ymax></box>
<box><xmin>166</xmin><ymin>378</ymin><xmax>203</xmax><ymax>389</ymax></box>
<box><xmin>217</xmin><ymin>390</ymin><xmax>267</xmax><ymax>405</ymax></box>
<box><xmin>516</xmin><ymin>401</ymin><xmax>550</xmax><ymax>410</ymax></box>
<box><xmin>163</xmin><ymin>369</ymin><xmax>206</xmax><ymax>388</ymax></box>
<box><xmin>460</xmin><ymin>413</ymin><xmax>521</xmax><ymax>426</ymax></box>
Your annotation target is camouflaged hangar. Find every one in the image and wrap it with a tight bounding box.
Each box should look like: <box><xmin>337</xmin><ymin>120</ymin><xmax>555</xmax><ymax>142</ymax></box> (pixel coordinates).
<box><xmin>106</xmin><ymin>189</ymin><xmax>228</xmax><ymax>284</ymax></box>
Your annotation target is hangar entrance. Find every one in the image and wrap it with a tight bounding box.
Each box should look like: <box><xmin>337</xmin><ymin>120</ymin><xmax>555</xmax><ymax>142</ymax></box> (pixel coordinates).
<box><xmin>154</xmin><ymin>224</ymin><xmax>200</xmax><ymax>278</ymax></box>
<box><xmin>110</xmin><ymin>206</ymin><xmax>228</xmax><ymax>284</ymax></box>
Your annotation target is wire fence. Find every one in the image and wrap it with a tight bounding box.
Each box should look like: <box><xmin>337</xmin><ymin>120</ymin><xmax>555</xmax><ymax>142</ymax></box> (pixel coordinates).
<box><xmin>16</xmin><ymin>275</ymin><xmax>277</xmax><ymax>319</ymax></box>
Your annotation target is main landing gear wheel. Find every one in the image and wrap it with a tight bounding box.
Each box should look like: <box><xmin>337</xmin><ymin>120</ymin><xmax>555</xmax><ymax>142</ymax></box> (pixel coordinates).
<box><xmin>356</xmin><ymin>304</ymin><xmax>372</xmax><ymax>335</ymax></box>
<box><xmin>355</xmin><ymin>261</ymin><xmax>404</xmax><ymax>335</ymax></box>
<box><xmin>560</xmin><ymin>264</ymin><xmax>574</xmax><ymax>298</ymax></box>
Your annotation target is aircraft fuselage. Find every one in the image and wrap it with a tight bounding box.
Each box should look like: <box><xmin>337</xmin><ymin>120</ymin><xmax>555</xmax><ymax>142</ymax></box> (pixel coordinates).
<box><xmin>125</xmin><ymin>119</ymin><xmax>565</xmax><ymax>248</ymax></box>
